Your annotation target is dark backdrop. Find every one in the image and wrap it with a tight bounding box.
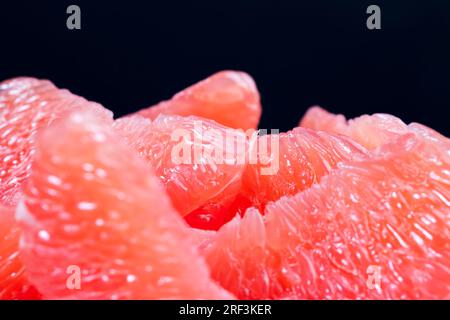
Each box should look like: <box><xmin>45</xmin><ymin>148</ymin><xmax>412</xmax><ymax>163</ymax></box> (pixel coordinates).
<box><xmin>1</xmin><ymin>1</ymin><xmax>449</xmax><ymax>136</ymax></box>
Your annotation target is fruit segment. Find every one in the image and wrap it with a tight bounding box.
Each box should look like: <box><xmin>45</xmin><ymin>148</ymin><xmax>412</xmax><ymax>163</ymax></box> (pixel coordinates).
<box><xmin>0</xmin><ymin>205</ymin><xmax>41</xmax><ymax>299</ymax></box>
<box><xmin>114</xmin><ymin>114</ymin><xmax>248</xmax><ymax>217</ymax></box>
<box><xmin>0</xmin><ymin>77</ymin><xmax>112</xmax><ymax>206</ymax></box>
<box><xmin>0</xmin><ymin>72</ymin><xmax>449</xmax><ymax>300</ymax></box>
<box><xmin>18</xmin><ymin>110</ymin><xmax>233</xmax><ymax>299</ymax></box>
<box><xmin>203</xmin><ymin>132</ymin><xmax>450</xmax><ymax>299</ymax></box>
<box><xmin>0</xmin><ymin>77</ymin><xmax>112</xmax><ymax>299</ymax></box>
<box><xmin>239</xmin><ymin>127</ymin><xmax>368</xmax><ymax>212</ymax></box>
<box><xmin>299</xmin><ymin>106</ymin><xmax>450</xmax><ymax>150</ymax></box>
<box><xmin>133</xmin><ymin>71</ymin><xmax>261</xmax><ymax>130</ymax></box>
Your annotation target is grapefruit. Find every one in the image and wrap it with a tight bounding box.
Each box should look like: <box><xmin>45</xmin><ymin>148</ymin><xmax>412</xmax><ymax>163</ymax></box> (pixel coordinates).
<box><xmin>132</xmin><ymin>71</ymin><xmax>261</xmax><ymax>130</ymax></box>
<box><xmin>18</xmin><ymin>110</ymin><xmax>233</xmax><ymax>299</ymax></box>
<box><xmin>0</xmin><ymin>77</ymin><xmax>111</xmax><ymax>206</ymax></box>
<box><xmin>299</xmin><ymin>106</ymin><xmax>450</xmax><ymax>150</ymax></box>
<box><xmin>184</xmin><ymin>127</ymin><xmax>368</xmax><ymax>230</ymax></box>
<box><xmin>0</xmin><ymin>77</ymin><xmax>111</xmax><ymax>299</ymax></box>
<box><xmin>203</xmin><ymin>132</ymin><xmax>450</xmax><ymax>299</ymax></box>
<box><xmin>114</xmin><ymin>114</ymin><xmax>248</xmax><ymax>217</ymax></box>
<box><xmin>0</xmin><ymin>204</ymin><xmax>41</xmax><ymax>299</ymax></box>
<box><xmin>0</xmin><ymin>74</ymin><xmax>448</xmax><ymax>300</ymax></box>
<box><xmin>239</xmin><ymin>127</ymin><xmax>368</xmax><ymax>212</ymax></box>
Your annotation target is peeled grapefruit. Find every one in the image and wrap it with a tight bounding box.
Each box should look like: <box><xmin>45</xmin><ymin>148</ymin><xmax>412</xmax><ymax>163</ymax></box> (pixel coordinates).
<box><xmin>203</xmin><ymin>132</ymin><xmax>450</xmax><ymax>299</ymax></box>
<box><xmin>114</xmin><ymin>114</ymin><xmax>247</xmax><ymax>217</ymax></box>
<box><xmin>0</xmin><ymin>77</ymin><xmax>111</xmax><ymax>299</ymax></box>
<box><xmin>0</xmin><ymin>204</ymin><xmax>41</xmax><ymax>299</ymax></box>
<box><xmin>0</xmin><ymin>77</ymin><xmax>111</xmax><ymax>206</ymax></box>
<box><xmin>132</xmin><ymin>71</ymin><xmax>261</xmax><ymax>130</ymax></box>
<box><xmin>299</xmin><ymin>106</ymin><xmax>450</xmax><ymax>151</ymax></box>
<box><xmin>239</xmin><ymin>127</ymin><xmax>368</xmax><ymax>212</ymax></box>
<box><xmin>18</xmin><ymin>110</ymin><xmax>233</xmax><ymax>299</ymax></box>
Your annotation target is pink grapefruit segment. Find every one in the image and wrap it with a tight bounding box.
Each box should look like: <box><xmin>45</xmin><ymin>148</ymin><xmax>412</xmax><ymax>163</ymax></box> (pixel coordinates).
<box><xmin>203</xmin><ymin>132</ymin><xmax>450</xmax><ymax>299</ymax></box>
<box><xmin>183</xmin><ymin>127</ymin><xmax>368</xmax><ymax>230</ymax></box>
<box><xmin>239</xmin><ymin>127</ymin><xmax>368</xmax><ymax>212</ymax></box>
<box><xmin>0</xmin><ymin>77</ymin><xmax>111</xmax><ymax>299</ymax></box>
<box><xmin>0</xmin><ymin>204</ymin><xmax>41</xmax><ymax>299</ymax></box>
<box><xmin>0</xmin><ymin>77</ymin><xmax>112</xmax><ymax>206</ymax></box>
<box><xmin>133</xmin><ymin>71</ymin><xmax>261</xmax><ymax>130</ymax></box>
<box><xmin>18</xmin><ymin>110</ymin><xmax>233</xmax><ymax>299</ymax></box>
<box><xmin>299</xmin><ymin>106</ymin><xmax>450</xmax><ymax>150</ymax></box>
<box><xmin>114</xmin><ymin>114</ymin><xmax>248</xmax><ymax>218</ymax></box>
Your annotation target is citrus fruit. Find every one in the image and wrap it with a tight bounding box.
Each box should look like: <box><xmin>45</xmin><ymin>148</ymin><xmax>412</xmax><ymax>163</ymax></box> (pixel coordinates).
<box><xmin>0</xmin><ymin>77</ymin><xmax>111</xmax><ymax>299</ymax></box>
<box><xmin>299</xmin><ymin>106</ymin><xmax>445</xmax><ymax>150</ymax></box>
<box><xmin>0</xmin><ymin>204</ymin><xmax>41</xmax><ymax>299</ymax></box>
<box><xmin>132</xmin><ymin>71</ymin><xmax>261</xmax><ymax>130</ymax></box>
<box><xmin>203</xmin><ymin>131</ymin><xmax>450</xmax><ymax>299</ymax></box>
<box><xmin>0</xmin><ymin>77</ymin><xmax>112</xmax><ymax>206</ymax></box>
<box><xmin>114</xmin><ymin>114</ymin><xmax>248</xmax><ymax>217</ymax></box>
<box><xmin>1</xmin><ymin>73</ymin><xmax>448</xmax><ymax>301</ymax></box>
<box><xmin>18</xmin><ymin>110</ymin><xmax>233</xmax><ymax>299</ymax></box>
<box><xmin>238</xmin><ymin>127</ymin><xmax>368</xmax><ymax>212</ymax></box>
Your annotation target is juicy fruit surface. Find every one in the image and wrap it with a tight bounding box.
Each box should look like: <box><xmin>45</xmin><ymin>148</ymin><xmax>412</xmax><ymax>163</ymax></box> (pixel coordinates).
<box><xmin>203</xmin><ymin>133</ymin><xmax>450</xmax><ymax>299</ymax></box>
<box><xmin>114</xmin><ymin>114</ymin><xmax>247</xmax><ymax>217</ymax></box>
<box><xmin>0</xmin><ymin>77</ymin><xmax>111</xmax><ymax>206</ymax></box>
<box><xmin>239</xmin><ymin>127</ymin><xmax>368</xmax><ymax>212</ymax></box>
<box><xmin>0</xmin><ymin>72</ymin><xmax>449</xmax><ymax>300</ymax></box>
<box><xmin>299</xmin><ymin>106</ymin><xmax>439</xmax><ymax>150</ymax></box>
<box><xmin>0</xmin><ymin>77</ymin><xmax>111</xmax><ymax>299</ymax></box>
<box><xmin>0</xmin><ymin>205</ymin><xmax>41</xmax><ymax>299</ymax></box>
<box><xmin>18</xmin><ymin>111</ymin><xmax>232</xmax><ymax>299</ymax></box>
<box><xmin>134</xmin><ymin>71</ymin><xmax>261</xmax><ymax>130</ymax></box>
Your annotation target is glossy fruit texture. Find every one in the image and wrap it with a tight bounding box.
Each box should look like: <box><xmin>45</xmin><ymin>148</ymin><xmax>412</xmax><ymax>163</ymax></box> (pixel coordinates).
<box><xmin>0</xmin><ymin>204</ymin><xmax>41</xmax><ymax>299</ymax></box>
<box><xmin>18</xmin><ymin>110</ymin><xmax>233</xmax><ymax>299</ymax></box>
<box><xmin>183</xmin><ymin>127</ymin><xmax>368</xmax><ymax>230</ymax></box>
<box><xmin>0</xmin><ymin>77</ymin><xmax>111</xmax><ymax>299</ymax></box>
<box><xmin>203</xmin><ymin>131</ymin><xmax>450</xmax><ymax>299</ymax></box>
<box><xmin>133</xmin><ymin>71</ymin><xmax>261</xmax><ymax>130</ymax></box>
<box><xmin>114</xmin><ymin>114</ymin><xmax>247</xmax><ymax>217</ymax></box>
<box><xmin>0</xmin><ymin>77</ymin><xmax>111</xmax><ymax>206</ymax></box>
<box><xmin>1</xmin><ymin>73</ymin><xmax>449</xmax><ymax>300</ymax></box>
<box><xmin>239</xmin><ymin>127</ymin><xmax>368</xmax><ymax>212</ymax></box>
<box><xmin>300</xmin><ymin>106</ymin><xmax>423</xmax><ymax>149</ymax></box>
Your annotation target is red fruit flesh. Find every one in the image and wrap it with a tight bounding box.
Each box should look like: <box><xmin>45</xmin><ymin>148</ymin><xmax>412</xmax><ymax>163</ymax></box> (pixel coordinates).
<box><xmin>114</xmin><ymin>114</ymin><xmax>248</xmax><ymax>218</ymax></box>
<box><xmin>0</xmin><ymin>77</ymin><xmax>111</xmax><ymax>299</ymax></box>
<box><xmin>0</xmin><ymin>77</ymin><xmax>111</xmax><ymax>206</ymax></box>
<box><xmin>133</xmin><ymin>71</ymin><xmax>261</xmax><ymax>130</ymax></box>
<box><xmin>299</xmin><ymin>106</ymin><xmax>433</xmax><ymax>149</ymax></box>
<box><xmin>18</xmin><ymin>110</ymin><xmax>233</xmax><ymax>299</ymax></box>
<box><xmin>203</xmin><ymin>132</ymin><xmax>450</xmax><ymax>299</ymax></box>
<box><xmin>0</xmin><ymin>204</ymin><xmax>41</xmax><ymax>299</ymax></box>
<box><xmin>183</xmin><ymin>127</ymin><xmax>368</xmax><ymax>230</ymax></box>
<box><xmin>239</xmin><ymin>127</ymin><xmax>368</xmax><ymax>212</ymax></box>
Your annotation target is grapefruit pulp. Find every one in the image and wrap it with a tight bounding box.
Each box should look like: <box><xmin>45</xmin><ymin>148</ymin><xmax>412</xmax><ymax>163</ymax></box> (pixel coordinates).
<box><xmin>18</xmin><ymin>110</ymin><xmax>233</xmax><ymax>299</ymax></box>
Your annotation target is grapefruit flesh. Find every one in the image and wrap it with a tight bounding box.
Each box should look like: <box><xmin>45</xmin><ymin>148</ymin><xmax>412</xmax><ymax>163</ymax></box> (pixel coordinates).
<box><xmin>0</xmin><ymin>77</ymin><xmax>111</xmax><ymax>206</ymax></box>
<box><xmin>184</xmin><ymin>127</ymin><xmax>368</xmax><ymax>230</ymax></box>
<box><xmin>133</xmin><ymin>71</ymin><xmax>261</xmax><ymax>130</ymax></box>
<box><xmin>0</xmin><ymin>74</ymin><xmax>448</xmax><ymax>300</ymax></box>
<box><xmin>114</xmin><ymin>114</ymin><xmax>247</xmax><ymax>217</ymax></box>
<box><xmin>203</xmin><ymin>132</ymin><xmax>450</xmax><ymax>299</ymax></box>
<box><xmin>18</xmin><ymin>110</ymin><xmax>233</xmax><ymax>299</ymax></box>
<box><xmin>0</xmin><ymin>204</ymin><xmax>41</xmax><ymax>299</ymax></box>
<box><xmin>299</xmin><ymin>106</ymin><xmax>449</xmax><ymax>150</ymax></box>
<box><xmin>239</xmin><ymin>127</ymin><xmax>368</xmax><ymax>213</ymax></box>
<box><xmin>0</xmin><ymin>77</ymin><xmax>111</xmax><ymax>299</ymax></box>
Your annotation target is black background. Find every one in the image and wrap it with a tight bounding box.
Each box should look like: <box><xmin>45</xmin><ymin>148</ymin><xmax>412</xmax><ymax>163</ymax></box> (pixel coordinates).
<box><xmin>1</xmin><ymin>1</ymin><xmax>449</xmax><ymax>136</ymax></box>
